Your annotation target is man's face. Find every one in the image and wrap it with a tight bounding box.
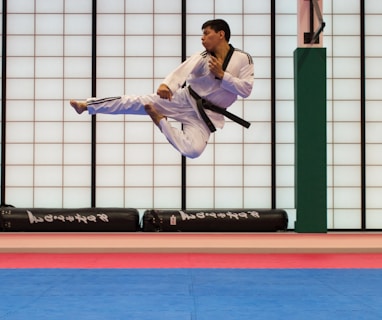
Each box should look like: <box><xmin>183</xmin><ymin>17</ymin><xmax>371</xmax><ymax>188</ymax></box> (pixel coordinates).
<box><xmin>201</xmin><ymin>26</ymin><xmax>223</xmax><ymax>53</ymax></box>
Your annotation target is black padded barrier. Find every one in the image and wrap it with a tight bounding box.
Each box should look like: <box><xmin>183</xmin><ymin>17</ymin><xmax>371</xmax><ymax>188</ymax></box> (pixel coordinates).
<box><xmin>142</xmin><ymin>209</ymin><xmax>288</xmax><ymax>232</ymax></box>
<box><xmin>0</xmin><ymin>207</ymin><xmax>140</xmax><ymax>232</ymax></box>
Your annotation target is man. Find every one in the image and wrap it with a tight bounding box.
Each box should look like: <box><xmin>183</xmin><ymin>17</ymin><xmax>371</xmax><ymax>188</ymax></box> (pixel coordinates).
<box><xmin>70</xmin><ymin>19</ymin><xmax>254</xmax><ymax>158</ymax></box>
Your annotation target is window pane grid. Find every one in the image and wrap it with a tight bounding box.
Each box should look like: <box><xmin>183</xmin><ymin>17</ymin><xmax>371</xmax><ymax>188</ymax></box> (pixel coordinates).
<box><xmin>2</xmin><ymin>1</ymin><xmax>382</xmax><ymax>229</ymax></box>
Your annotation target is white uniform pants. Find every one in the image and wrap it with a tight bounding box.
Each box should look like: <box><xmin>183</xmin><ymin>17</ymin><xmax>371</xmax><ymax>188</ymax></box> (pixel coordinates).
<box><xmin>86</xmin><ymin>89</ymin><xmax>211</xmax><ymax>158</ymax></box>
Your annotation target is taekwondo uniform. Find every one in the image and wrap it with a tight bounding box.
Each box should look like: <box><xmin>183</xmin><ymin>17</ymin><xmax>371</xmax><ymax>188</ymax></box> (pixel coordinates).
<box><xmin>86</xmin><ymin>45</ymin><xmax>254</xmax><ymax>158</ymax></box>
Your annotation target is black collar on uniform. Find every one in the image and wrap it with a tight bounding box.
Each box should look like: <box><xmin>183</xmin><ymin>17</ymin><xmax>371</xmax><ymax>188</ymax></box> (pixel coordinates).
<box><xmin>221</xmin><ymin>44</ymin><xmax>235</xmax><ymax>72</ymax></box>
<box><xmin>213</xmin><ymin>44</ymin><xmax>234</xmax><ymax>79</ymax></box>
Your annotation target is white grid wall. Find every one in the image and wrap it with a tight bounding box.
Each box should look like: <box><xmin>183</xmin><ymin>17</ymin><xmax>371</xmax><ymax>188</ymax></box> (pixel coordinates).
<box><xmin>326</xmin><ymin>0</ymin><xmax>362</xmax><ymax>228</ymax></box>
<box><xmin>2</xmin><ymin>0</ymin><xmax>382</xmax><ymax>229</ymax></box>
<box><xmin>365</xmin><ymin>0</ymin><xmax>382</xmax><ymax>228</ymax></box>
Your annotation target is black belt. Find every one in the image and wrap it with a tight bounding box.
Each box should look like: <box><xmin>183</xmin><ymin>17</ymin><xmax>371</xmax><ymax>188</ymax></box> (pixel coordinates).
<box><xmin>188</xmin><ymin>86</ymin><xmax>251</xmax><ymax>133</ymax></box>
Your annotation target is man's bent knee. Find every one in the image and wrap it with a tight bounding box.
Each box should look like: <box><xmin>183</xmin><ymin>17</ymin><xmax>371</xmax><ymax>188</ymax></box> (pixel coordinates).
<box><xmin>182</xmin><ymin>141</ymin><xmax>207</xmax><ymax>159</ymax></box>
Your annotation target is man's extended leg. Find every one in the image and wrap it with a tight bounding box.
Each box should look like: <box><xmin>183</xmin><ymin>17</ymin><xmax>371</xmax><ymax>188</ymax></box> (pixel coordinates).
<box><xmin>70</xmin><ymin>95</ymin><xmax>151</xmax><ymax>116</ymax></box>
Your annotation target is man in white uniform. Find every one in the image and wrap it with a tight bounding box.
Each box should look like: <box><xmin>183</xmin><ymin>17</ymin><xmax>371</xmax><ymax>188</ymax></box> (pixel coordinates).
<box><xmin>70</xmin><ymin>19</ymin><xmax>254</xmax><ymax>158</ymax></box>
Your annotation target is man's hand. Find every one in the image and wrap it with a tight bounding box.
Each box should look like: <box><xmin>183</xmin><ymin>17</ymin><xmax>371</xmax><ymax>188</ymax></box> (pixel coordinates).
<box><xmin>208</xmin><ymin>55</ymin><xmax>224</xmax><ymax>80</ymax></box>
<box><xmin>157</xmin><ymin>83</ymin><xmax>173</xmax><ymax>101</ymax></box>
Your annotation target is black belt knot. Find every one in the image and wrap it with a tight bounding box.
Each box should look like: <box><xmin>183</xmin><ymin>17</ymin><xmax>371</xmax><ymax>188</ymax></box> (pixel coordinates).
<box><xmin>188</xmin><ymin>86</ymin><xmax>251</xmax><ymax>133</ymax></box>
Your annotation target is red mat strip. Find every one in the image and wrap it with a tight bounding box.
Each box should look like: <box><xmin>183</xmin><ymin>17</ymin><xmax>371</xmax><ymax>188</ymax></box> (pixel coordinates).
<box><xmin>1</xmin><ymin>253</ymin><xmax>382</xmax><ymax>269</ymax></box>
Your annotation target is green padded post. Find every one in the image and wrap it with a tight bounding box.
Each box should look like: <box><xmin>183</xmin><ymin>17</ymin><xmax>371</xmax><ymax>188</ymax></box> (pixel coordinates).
<box><xmin>294</xmin><ymin>48</ymin><xmax>327</xmax><ymax>233</ymax></box>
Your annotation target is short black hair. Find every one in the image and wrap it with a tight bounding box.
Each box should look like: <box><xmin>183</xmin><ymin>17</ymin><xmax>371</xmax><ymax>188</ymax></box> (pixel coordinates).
<box><xmin>202</xmin><ymin>19</ymin><xmax>231</xmax><ymax>42</ymax></box>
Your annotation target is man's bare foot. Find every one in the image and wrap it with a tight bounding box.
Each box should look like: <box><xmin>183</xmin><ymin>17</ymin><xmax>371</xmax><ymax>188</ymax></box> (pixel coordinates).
<box><xmin>70</xmin><ymin>100</ymin><xmax>88</xmax><ymax>114</ymax></box>
<box><xmin>144</xmin><ymin>104</ymin><xmax>166</xmax><ymax>126</ymax></box>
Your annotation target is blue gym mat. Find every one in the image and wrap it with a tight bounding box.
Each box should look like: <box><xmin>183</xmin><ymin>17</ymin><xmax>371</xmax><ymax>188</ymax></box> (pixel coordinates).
<box><xmin>0</xmin><ymin>269</ymin><xmax>381</xmax><ymax>319</ymax></box>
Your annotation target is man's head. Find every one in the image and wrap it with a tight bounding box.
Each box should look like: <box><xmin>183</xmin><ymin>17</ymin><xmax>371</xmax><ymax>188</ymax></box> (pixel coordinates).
<box><xmin>202</xmin><ymin>19</ymin><xmax>231</xmax><ymax>42</ymax></box>
<box><xmin>201</xmin><ymin>19</ymin><xmax>231</xmax><ymax>53</ymax></box>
